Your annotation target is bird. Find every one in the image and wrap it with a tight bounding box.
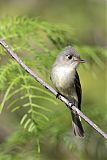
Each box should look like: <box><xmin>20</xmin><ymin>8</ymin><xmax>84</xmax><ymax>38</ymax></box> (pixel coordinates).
<box><xmin>51</xmin><ymin>46</ymin><xmax>85</xmax><ymax>137</ymax></box>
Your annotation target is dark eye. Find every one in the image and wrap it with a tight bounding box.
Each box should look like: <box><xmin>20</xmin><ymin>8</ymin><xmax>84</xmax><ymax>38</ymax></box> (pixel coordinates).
<box><xmin>66</xmin><ymin>55</ymin><xmax>72</xmax><ymax>59</ymax></box>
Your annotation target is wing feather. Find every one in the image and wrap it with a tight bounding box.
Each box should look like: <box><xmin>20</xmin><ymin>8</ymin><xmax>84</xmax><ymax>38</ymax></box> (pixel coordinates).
<box><xmin>74</xmin><ymin>71</ymin><xmax>82</xmax><ymax>110</ymax></box>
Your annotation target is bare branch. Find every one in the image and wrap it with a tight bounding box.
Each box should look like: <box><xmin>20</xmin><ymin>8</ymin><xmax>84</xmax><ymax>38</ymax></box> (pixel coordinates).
<box><xmin>0</xmin><ymin>39</ymin><xmax>107</xmax><ymax>140</ymax></box>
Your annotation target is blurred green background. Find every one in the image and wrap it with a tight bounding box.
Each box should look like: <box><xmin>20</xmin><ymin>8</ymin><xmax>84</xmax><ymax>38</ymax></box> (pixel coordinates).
<box><xmin>0</xmin><ymin>0</ymin><xmax>107</xmax><ymax>160</ymax></box>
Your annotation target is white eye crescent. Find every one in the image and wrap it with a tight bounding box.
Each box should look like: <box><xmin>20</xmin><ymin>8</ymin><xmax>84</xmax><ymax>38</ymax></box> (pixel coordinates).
<box><xmin>66</xmin><ymin>55</ymin><xmax>72</xmax><ymax>60</ymax></box>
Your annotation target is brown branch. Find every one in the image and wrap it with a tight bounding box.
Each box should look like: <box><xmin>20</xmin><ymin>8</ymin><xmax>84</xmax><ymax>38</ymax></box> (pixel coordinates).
<box><xmin>0</xmin><ymin>39</ymin><xmax>107</xmax><ymax>140</ymax></box>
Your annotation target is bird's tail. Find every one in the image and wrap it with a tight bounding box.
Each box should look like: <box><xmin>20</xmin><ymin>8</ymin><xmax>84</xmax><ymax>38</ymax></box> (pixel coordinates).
<box><xmin>71</xmin><ymin>111</ymin><xmax>84</xmax><ymax>137</ymax></box>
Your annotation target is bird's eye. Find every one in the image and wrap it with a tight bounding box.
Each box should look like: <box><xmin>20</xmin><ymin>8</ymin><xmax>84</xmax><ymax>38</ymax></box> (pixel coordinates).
<box><xmin>66</xmin><ymin>55</ymin><xmax>72</xmax><ymax>60</ymax></box>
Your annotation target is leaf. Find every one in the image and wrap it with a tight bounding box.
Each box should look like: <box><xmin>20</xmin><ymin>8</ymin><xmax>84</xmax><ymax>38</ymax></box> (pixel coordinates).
<box><xmin>24</xmin><ymin>119</ymin><xmax>31</xmax><ymax>129</ymax></box>
<box><xmin>11</xmin><ymin>106</ymin><xmax>21</xmax><ymax>112</ymax></box>
<box><xmin>0</xmin><ymin>104</ymin><xmax>3</xmax><ymax>114</ymax></box>
<box><xmin>20</xmin><ymin>114</ymin><xmax>28</xmax><ymax>125</ymax></box>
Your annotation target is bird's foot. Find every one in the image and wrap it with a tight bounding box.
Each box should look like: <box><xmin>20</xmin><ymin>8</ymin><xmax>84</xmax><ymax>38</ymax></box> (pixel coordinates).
<box><xmin>67</xmin><ymin>101</ymin><xmax>75</xmax><ymax>110</ymax></box>
<box><xmin>56</xmin><ymin>92</ymin><xmax>61</xmax><ymax>99</ymax></box>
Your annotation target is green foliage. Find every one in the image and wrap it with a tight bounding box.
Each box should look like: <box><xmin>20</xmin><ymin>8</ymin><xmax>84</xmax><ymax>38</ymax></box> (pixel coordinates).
<box><xmin>0</xmin><ymin>63</ymin><xmax>56</xmax><ymax>129</ymax></box>
<box><xmin>0</xmin><ymin>16</ymin><xmax>107</xmax><ymax>160</ymax></box>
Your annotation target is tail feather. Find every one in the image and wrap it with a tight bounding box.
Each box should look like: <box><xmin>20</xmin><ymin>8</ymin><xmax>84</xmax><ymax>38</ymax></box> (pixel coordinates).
<box><xmin>71</xmin><ymin>111</ymin><xmax>84</xmax><ymax>137</ymax></box>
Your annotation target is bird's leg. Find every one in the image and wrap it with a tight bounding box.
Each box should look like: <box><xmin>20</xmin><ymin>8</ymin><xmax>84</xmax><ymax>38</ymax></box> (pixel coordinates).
<box><xmin>68</xmin><ymin>99</ymin><xmax>75</xmax><ymax>111</ymax></box>
<box><xmin>56</xmin><ymin>92</ymin><xmax>62</xmax><ymax>98</ymax></box>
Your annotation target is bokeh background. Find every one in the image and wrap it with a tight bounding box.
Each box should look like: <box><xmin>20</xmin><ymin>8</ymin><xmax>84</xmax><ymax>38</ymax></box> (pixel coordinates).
<box><xmin>0</xmin><ymin>0</ymin><xmax>107</xmax><ymax>160</ymax></box>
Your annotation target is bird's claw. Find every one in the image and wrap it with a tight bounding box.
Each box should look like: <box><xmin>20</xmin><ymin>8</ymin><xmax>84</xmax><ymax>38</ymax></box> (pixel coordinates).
<box><xmin>56</xmin><ymin>92</ymin><xmax>60</xmax><ymax>99</ymax></box>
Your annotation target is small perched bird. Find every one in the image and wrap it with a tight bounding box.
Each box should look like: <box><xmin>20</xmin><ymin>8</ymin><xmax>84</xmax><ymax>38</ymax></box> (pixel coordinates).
<box><xmin>51</xmin><ymin>46</ymin><xmax>85</xmax><ymax>137</ymax></box>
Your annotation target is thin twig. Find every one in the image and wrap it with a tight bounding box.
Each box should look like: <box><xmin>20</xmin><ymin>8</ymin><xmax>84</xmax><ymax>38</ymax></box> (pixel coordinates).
<box><xmin>0</xmin><ymin>39</ymin><xmax>107</xmax><ymax>140</ymax></box>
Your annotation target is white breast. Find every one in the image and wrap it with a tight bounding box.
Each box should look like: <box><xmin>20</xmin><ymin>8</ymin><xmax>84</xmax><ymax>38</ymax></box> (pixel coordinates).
<box><xmin>51</xmin><ymin>66</ymin><xmax>75</xmax><ymax>90</ymax></box>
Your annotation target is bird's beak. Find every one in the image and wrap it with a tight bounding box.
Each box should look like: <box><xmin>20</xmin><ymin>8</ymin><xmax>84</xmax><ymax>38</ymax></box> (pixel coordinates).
<box><xmin>79</xmin><ymin>58</ymin><xmax>86</xmax><ymax>63</ymax></box>
<box><xmin>73</xmin><ymin>57</ymin><xmax>86</xmax><ymax>63</ymax></box>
